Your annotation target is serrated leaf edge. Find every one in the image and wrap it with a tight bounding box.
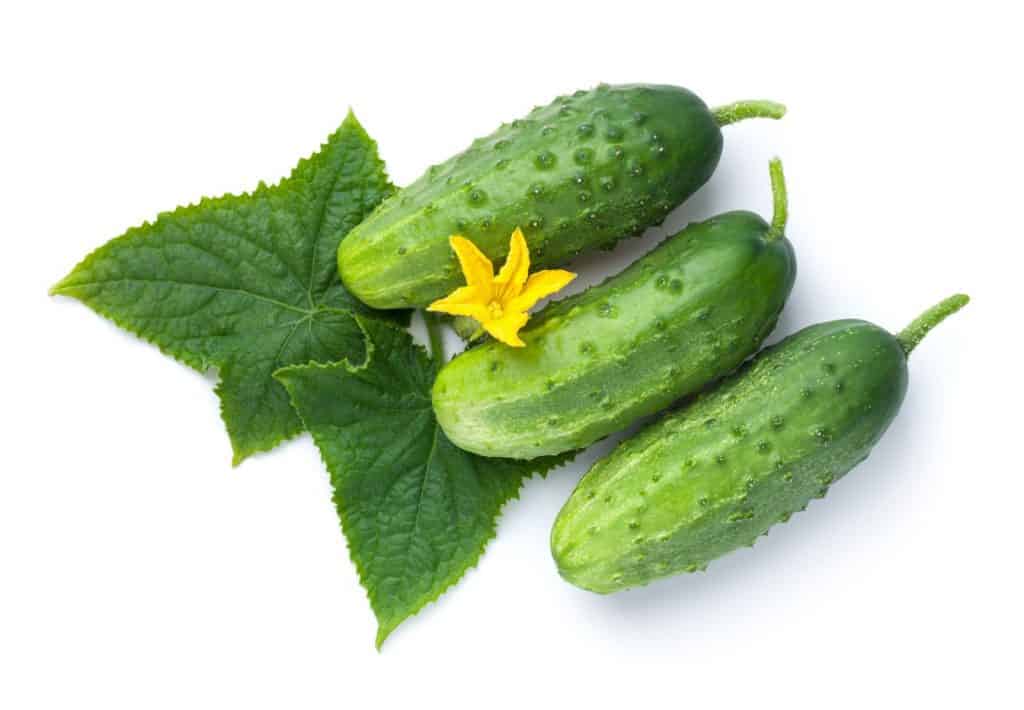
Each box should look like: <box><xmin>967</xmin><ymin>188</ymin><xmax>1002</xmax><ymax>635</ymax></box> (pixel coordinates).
<box><xmin>50</xmin><ymin>111</ymin><xmax>394</xmax><ymax>463</ymax></box>
<box><xmin>371</xmin><ymin>444</ymin><xmax>572</xmax><ymax>649</ymax></box>
<box><xmin>274</xmin><ymin>320</ymin><xmax>576</xmax><ymax>648</ymax></box>
<box><xmin>220</xmin><ymin>308</ymin><xmax>376</xmax><ymax>466</ymax></box>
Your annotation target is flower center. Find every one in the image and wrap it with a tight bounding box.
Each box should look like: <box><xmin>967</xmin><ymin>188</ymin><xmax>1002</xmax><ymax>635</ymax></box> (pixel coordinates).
<box><xmin>487</xmin><ymin>300</ymin><xmax>505</xmax><ymax>319</ymax></box>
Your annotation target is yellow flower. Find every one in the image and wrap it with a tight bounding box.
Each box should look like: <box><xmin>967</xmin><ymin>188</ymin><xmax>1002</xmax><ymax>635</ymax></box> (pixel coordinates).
<box><xmin>427</xmin><ymin>228</ymin><xmax>576</xmax><ymax>347</ymax></box>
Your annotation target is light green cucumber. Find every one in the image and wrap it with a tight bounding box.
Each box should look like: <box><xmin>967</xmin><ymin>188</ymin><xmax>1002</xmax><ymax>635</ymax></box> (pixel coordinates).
<box><xmin>338</xmin><ymin>84</ymin><xmax>785</xmax><ymax>309</ymax></box>
<box><xmin>432</xmin><ymin>159</ymin><xmax>797</xmax><ymax>459</ymax></box>
<box><xmin>551</xmin><ymin>294</ymin><xmax>970</xmax><ymax>593</ymax></box>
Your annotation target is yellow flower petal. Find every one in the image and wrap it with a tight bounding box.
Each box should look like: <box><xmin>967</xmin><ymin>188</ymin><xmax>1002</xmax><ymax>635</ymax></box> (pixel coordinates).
<box><xmin>450</xmin><ymin>235</ymin><xmax>494</xmax><ymax>289</ymax></box>
<box><xmin>509</xmin><ymin>269</ymin><xmax>577</xmax><ymax>312</ymax></box>
<box><xmin>494</xmin><ymin>227</ymin><xmax>530</xmax><ymax>301</ymax></box>
<box><xmin>430</xmin><ymin>230</ymin><xmax>577</xmax><ymax>349</ymax></box>
<box><xmin>483</xmin><ymin>310</ymin><xmax>529</xmax><ymax>348</ymax></box>
<box><xmin>427</xmin><ymin>284</ymin><xmax>489</xmax><ymax>321</ymax></box>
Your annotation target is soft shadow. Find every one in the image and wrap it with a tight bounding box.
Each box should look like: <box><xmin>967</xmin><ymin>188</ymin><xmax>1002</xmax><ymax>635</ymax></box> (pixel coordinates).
<box><xmin>563</xmin><ymin>404</ymin><xmax>924</xmax><ymax>632</ymax></box>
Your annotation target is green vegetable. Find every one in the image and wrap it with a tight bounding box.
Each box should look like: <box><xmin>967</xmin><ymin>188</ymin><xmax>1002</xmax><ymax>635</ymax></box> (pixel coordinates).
<box><xmin>432</xmin><ymin>159</ymin><xmax>797</xmax><ymax>459</ymax></box>
<box><xmin>338</xmin><ymin>84</ymin><xmax>785</xmax><ymax>309</ymax></box>
<box><xmin>50</xmin><ymin>113</ymin><xmax>404</xmax><ymax>464</ymax></box>
<box><xmin>275</xmin><ymin>318</ymin><xmax>572</xmax><ymax>648</ymax></box>
<box><xmin>551</xmin><ymin>294</ymin><xmax>970</xmax><ymax>593</ymax></box>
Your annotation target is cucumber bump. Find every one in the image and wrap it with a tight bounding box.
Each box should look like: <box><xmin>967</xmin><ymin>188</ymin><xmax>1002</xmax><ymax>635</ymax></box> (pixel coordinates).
<box><xmin>338</xmin><ymin>84</ymin><xmax>785</xmax><ymax>309</ymax></box>
<box><xmin>550</xmin><ymin>295</ymin><xmax>970</xmax><ymax>593</ymax></box>
<box><xmin>432</xmin><ymin>159</ymin><xmax>796</xmax><ymax>459</ymax></box>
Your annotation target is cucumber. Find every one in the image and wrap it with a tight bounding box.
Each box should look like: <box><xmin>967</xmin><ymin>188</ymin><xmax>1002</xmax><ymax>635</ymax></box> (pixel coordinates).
<box><xmin>550</xmin><ymin>294</ymin><xmax>970</xmax><ymax>593</ymax></box>
<box><xmin>432</xmin><ymin>159</ymin><xmax>797</xmax><ymax>459</ymax></box>
<box><xmin>338</xmin><ymin>84</ymin><xmax>785</xmax><ymax>309</ymax></box>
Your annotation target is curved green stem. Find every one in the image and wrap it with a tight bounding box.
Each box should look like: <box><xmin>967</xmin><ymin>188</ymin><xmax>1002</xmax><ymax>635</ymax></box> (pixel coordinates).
<box><xmin>712</xmin><ymin>100</ymin><xmax>787</xmax><ymax>126</ymax></box>
<box><xmin>897</xmin><ymin>294</ymin><xmax>970</xmax><ymax>355</ymax></box>
<box><xmin>765</xmin><ymin>157</ymin><xmax>787</xmax><ymax>242</ymax></box>
<box><xmin>423</xmin><ymin>310</ymin><xmax>446</xmax><ymax>370</ymax></box>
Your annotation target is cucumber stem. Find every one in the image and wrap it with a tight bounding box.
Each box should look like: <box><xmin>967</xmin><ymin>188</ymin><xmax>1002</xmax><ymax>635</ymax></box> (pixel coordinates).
<box><xmin>766</xmin><ymin>157</ymin><xmax>787</xmax><ymax>242</ymax></box>
<box><xmin>424</xmin><ymin>310</ymin><xmax>446</xmax><ymax>370</ymax></box>
<box><xmin>897</xmin><ymin>294</ymin><xmax>970</xmax><ymax>355</ymax></box>
<box><xmin>712</xmin><ymin>100</ymin><xmax>787</xmax><ymax>126</ymax></box>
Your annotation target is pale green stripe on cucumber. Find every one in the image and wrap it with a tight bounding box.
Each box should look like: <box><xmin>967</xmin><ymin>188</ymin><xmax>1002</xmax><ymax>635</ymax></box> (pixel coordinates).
<box><xmin>338</xmin><ymin>84</ymin><xmax>785</xmax><ymax>309</ymax></box>
<box><xmin>551</xmin><ymin>295</ymin><xmax>969</xmax><ymax>594</ymax></box>
<box><xmin>432</xmin><ymin>159</ymin><xmax>797</xmax><ymax>460</ymax></box>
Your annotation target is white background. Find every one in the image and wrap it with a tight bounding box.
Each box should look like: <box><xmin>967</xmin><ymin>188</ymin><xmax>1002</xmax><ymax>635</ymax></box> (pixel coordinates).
<box><xmin>2</xmin><ymin>2</ymin><xmax>1021</xmax><ymax>708</ymax></box>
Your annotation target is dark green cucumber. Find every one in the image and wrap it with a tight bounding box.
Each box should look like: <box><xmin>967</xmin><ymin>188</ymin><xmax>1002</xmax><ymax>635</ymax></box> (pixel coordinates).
<box><xmin>551</xmin><ymin>294</ymin><xmax>970</xmax><ymax>593</ymax></box>
<box><xmin>432</xmin><ymin>160</ymin><xmax>796</xmax><ymax>459</ymax></box>
<box><xmin>338</xmin><ymin>84</ymin><xmax>785</xmax><ymax>309</ymax></box>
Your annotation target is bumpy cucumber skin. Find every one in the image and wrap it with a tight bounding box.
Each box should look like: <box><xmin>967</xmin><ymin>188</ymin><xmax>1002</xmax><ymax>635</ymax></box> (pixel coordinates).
<box><xmin>431</xmin><ymin>211</ymin><xmax>796</xmax><ymax>459</ymax></box>
<box><xmin>550</xmin><ymin>320</ymin><xmax>909</xmax><ymax>594</ymax></box>
<box><xmin>338</xmin><ymin>84</ymin><xmax>724</xmax><ymax>309</ymax></box>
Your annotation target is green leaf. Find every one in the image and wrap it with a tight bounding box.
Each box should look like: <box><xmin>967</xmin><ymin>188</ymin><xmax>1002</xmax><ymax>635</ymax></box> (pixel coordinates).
<box><xmin>275</xmin><ymin>319</ymin><xmax>573</xmax><ymax>647</ymax></box>
<box><xmin>52</xmin><ymin>112</ymin><xmax>406</xmax><ymax>464</ymax></box>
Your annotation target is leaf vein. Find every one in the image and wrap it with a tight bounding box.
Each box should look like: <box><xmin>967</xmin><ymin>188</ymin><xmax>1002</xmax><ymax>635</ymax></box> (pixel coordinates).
<box><xmin>59</xmin><ymin>278</ymin><xmax>311</xmax><ymax>315</ymax></box>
